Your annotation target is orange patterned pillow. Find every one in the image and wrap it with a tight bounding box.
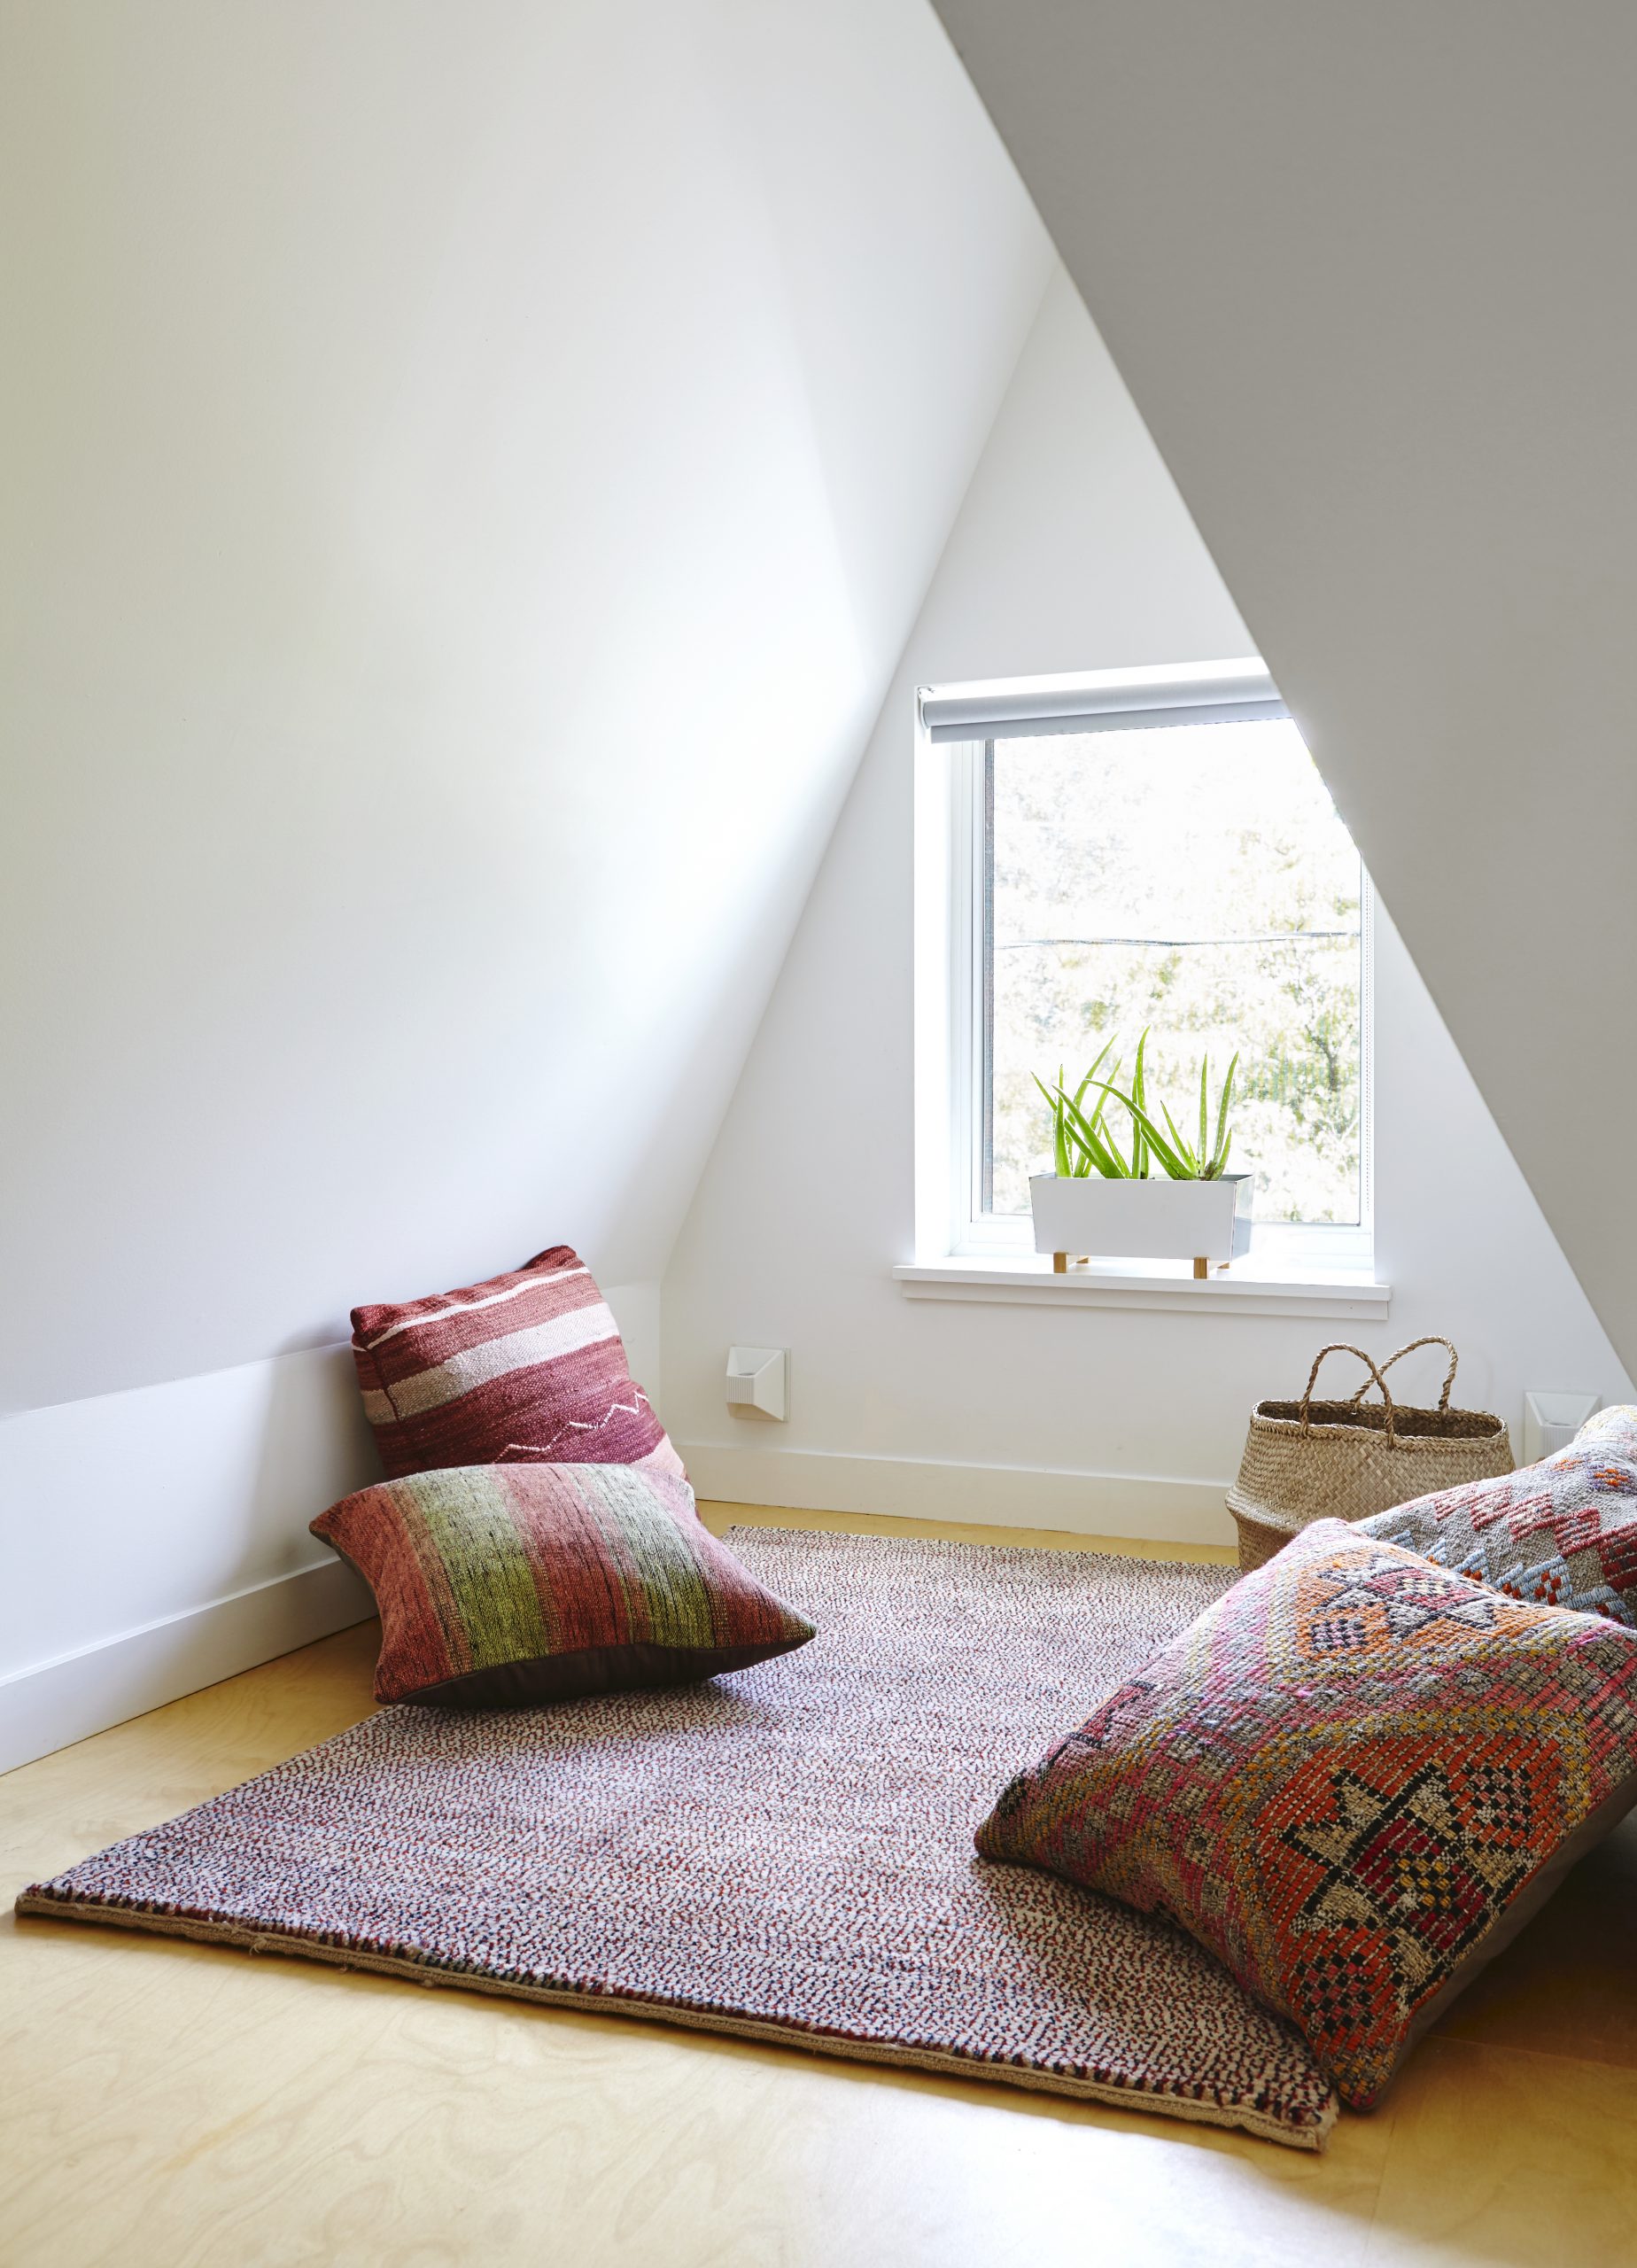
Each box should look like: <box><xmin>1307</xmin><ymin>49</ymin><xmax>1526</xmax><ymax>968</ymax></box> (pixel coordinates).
<box><xmin>978</xmin><ymin>1520</ymin><xmax>1637</xmax><ymax>2108</ymax></box>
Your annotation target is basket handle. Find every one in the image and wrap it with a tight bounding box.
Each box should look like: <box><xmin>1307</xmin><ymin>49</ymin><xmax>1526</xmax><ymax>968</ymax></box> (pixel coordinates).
<box><xmin>1346</xmin><ymin>1335</ymin><xmax>1459</xmax><ymax>1413</ymax></box>
<box><xmin>1300</xmin><ymin>1344</ymin><xmax>1400</xmax><ymax>1449</ymax></box>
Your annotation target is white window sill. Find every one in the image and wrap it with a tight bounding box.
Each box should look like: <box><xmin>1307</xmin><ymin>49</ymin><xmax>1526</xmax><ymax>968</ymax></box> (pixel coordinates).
<box><xmin>893</xmin><ymin>1254</ymin><xmax>1392</xmax><ymax>1320</ymax></box>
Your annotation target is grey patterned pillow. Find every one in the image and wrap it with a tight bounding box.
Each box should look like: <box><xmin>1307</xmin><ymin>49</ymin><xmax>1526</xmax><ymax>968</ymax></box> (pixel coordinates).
<box><xmin>1357</xmin><ymin>1426</ymin><xmax>1637</xmax><ymax>1626</ymax></box>
<box><xmin>1575</xmin><ymin>1405</ymin><xmax>1637</xmax><ymax>1460</ymax></box>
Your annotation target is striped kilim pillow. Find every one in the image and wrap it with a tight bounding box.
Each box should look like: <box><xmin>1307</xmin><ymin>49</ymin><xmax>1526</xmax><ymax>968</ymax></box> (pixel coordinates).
<box><xmin>351</xmin><ymin>1246</ymin><xmax>682</xmax><ymax>1483</ymax></box>
<box><xmin>977</xmin><ymin>1519</ymin><xmax>1637</xmax><ymax>2109</ymax></box>
<box><xmin>313</xmin><ymin>1464</ymin><xmax>814</xmax><ymax>1705</ymax></box>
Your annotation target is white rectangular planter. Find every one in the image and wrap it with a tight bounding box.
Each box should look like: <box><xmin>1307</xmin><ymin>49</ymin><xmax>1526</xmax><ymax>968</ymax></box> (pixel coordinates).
<box><xmin>1029</xmin><ymin>1173</ymin><xmax>1254</xmax><ymax>1272</ymax></box>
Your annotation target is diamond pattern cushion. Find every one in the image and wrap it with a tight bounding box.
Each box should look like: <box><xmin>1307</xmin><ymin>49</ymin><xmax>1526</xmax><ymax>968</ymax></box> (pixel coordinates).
<box><xmin>351</xmin><ymin>1245</ymin><xmax>683</xmax><ymax>1483</ymax></box>
<box><xmin>1574</xmin><ymin>1404</ymin><xmax>1637</xmax><ymax>1459</ymax></box>
<box><xmin>1357</xmin><ymin>1433</ymin><xmax>1637</xmax><ymax>1627</ymax></box>
<box><xmin>976</xmin><ymin>1520</ymin><xmax>1637</xmax><ymax>2109</ymax></box>
<box><xmin>313</xmin><ymin>1463</ymin><xmax>814</xmax><ymax>1705</ymax></box>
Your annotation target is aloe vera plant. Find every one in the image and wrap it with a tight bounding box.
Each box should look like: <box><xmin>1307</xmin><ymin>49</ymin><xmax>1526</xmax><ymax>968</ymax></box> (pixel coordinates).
<box><xmin>1035</xmin><ymin>1029</ymin><xmax>1238</xmax><ymax>1181</ymax></box>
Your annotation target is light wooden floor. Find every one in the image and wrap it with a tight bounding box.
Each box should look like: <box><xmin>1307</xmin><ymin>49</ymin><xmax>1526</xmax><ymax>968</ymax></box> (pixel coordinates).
<box><xmin>4</xmin><ymin>1504</ymin><xmax>1635</xmax><ymax>2268</ymax></box>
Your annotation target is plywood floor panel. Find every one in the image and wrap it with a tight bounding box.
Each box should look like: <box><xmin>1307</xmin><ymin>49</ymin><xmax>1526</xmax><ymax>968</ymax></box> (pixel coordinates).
<box><xmin>3</xmin><ymin>1505</ymin><xmax>1633</xmax><ymax>2268</ymax></box>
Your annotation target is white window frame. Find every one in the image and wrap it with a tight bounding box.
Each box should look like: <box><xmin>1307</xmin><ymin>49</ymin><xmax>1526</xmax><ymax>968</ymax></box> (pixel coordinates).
<box><xmin>912</xmin><ymin>664</ymin><xmax>1376</xmax><ymax>1280</ymax></box>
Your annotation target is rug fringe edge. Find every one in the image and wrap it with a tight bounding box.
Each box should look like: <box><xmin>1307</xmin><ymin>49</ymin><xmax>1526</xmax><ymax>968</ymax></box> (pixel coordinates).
<box><xmin>14</xmin><ymin>1890</ymin><xmax>1336</xmax><ymax>2154</ymax></box>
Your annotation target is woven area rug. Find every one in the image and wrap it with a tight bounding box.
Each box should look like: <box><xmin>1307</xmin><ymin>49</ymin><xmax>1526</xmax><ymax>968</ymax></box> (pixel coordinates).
<box><xmin>19</xmin><ymin>1528</ymin><xmax>1338</xmax><ymax>2149</ymax></box>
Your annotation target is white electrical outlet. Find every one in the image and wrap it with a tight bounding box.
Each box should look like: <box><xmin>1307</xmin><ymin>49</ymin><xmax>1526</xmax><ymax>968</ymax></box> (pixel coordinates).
<box><xmin>726</xmin><ymin>1347</ymin><xmax>787</xmax><ymax>1421</ymax></box>
<box><xmin>1522</xmin><ymin>1389</ymin><xmax>1599</xmax><ymax>1464</ymax></box>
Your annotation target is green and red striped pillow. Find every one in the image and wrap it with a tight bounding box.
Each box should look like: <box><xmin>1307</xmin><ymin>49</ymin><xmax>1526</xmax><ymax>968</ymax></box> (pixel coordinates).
<box><xmin>313</xmin><ymin>1464</ymin><xmax>814</xmax><ymax>1705</ymax></box>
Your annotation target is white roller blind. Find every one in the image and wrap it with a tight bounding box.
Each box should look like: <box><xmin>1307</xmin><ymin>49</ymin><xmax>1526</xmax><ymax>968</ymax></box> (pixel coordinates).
<box><xmin>919</xmin><ymin>660</ymin><xmax>1287</xmax><ymax>742</ymax></box>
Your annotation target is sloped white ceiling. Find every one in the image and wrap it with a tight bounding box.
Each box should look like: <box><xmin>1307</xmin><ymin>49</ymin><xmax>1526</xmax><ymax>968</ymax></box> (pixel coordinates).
<box><xmin>928</xmin><ymin>0</ymin><xmax>1637</xmax><ymax>1375</ymax></box>
<box><xmin>0</xmin><ymin>0</ymin><xmax>1051</xmax><ymax>1410</ymax></box>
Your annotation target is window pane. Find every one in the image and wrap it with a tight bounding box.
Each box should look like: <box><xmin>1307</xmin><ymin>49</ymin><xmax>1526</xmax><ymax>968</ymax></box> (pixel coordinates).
<box><xmin>985</xmin><ymin>718</ymin><xmax>1362</xmax><ymax>1224</ymax></box>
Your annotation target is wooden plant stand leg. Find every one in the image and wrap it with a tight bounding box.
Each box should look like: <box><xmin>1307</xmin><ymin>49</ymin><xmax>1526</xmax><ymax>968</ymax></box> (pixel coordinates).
<box><xmin>1193</xmin><ymin>1255</ymin><xmax>1209</xmax><ymax>1279</ymax></box>
<box><xmin>1052</xmin><ymin>1253</ymin><xmax>1090</xmax><ymax>1273</ymax></box>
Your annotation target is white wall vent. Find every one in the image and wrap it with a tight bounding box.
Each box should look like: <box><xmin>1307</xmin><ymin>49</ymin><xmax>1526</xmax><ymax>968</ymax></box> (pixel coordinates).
<box><xmin>1522</xmin><ymin>1390</ymin><xmax>1600</xmax><ymax>1464</ymax></box>
<box><xmin>726</xmin><ymin>1347</ymin><xmax>787</xmax><ymax>1422</ymax></box>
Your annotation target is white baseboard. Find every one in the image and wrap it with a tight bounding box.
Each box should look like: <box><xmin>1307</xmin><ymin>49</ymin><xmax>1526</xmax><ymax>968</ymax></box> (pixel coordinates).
<box><xmin>0</xmin><ymin>1557</ymin><xmax>373</xmax><ymax>1776</ymax></box>
<box><xmin>678</xmin><ymin>1441</ymin><xmax>1234</xmax><ymax>1546</ymax></box>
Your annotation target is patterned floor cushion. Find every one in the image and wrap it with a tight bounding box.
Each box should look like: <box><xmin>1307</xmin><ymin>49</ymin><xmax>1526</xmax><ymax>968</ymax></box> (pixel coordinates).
<box><xmin>1574</xmin><ymin>1404</ymin><xmax>1637</xmax><ymax>1459</ymax></box>
<box><xmin>1357</xmin><ymin>1427</ymin><xmax>1637</xmax><ymax>1627</ymax></box>
<box><xmin>976</xmin><ymin>1519</ymin><xmax>1637</xmax><ymax>2110</ymax></box>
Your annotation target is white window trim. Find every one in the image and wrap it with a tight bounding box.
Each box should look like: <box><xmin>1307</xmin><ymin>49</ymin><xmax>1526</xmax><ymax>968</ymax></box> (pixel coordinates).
<box><xmin>909</xmin><ymin>665</ymin><xmax>1388</xmax><ymax>1313</ymax></box>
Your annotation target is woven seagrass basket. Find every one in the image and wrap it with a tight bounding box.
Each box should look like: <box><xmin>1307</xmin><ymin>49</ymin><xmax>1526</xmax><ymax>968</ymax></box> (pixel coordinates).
<box><xmin>1228</xmin><ymin>1337</ymin><xmax>1513</xmax><ymax>1572</ymax></box>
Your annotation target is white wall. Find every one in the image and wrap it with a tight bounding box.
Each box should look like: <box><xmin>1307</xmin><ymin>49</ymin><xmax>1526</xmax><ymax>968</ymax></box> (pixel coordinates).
<box><xmin>0</xmin><ymin>1347</ymin><xmax>375</xmax><ymax>1773</ymax></box>
<box><xmin>0</xmin><ymin>0</ymin><xmax>1051</xmax><ymax>1416</ymax></box>
<box><xmin>661</xmin><ymin>271</ymin><xmax>1634</xmax><ymax>1536</ymax></box>
<box><xmin>927</xmin><ymin>0</ymin><xmax>1637</xmax><ymax>1388</ymax></box>
<box><xmin>0</xmin><ymin>0</ymin><xmax>1052</xmax><ymax>1760</ymax></box>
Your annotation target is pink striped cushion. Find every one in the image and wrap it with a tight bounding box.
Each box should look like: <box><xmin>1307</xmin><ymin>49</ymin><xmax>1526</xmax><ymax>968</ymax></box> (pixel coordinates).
<box><xmin>351</xmin><ymin>1246</ymin><xmax>683</xmax><ymax>1484</ymax></box>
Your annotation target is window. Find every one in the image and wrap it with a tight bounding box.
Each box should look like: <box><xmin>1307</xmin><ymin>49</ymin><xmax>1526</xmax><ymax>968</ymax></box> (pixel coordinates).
<box><xmin>917</xmin><ymin>663</ymin><xmax>1374</xmax><ymax>1277</ymax></box>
